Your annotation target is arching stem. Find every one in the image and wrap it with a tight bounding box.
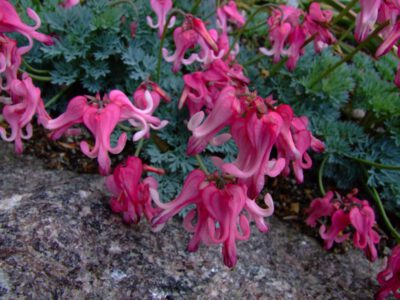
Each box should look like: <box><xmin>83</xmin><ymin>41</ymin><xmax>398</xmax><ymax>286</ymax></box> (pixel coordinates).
<box><xmin>195</xmin><ymin>154</ymin><xmax>209</xmax><ymax>175</ymax></box>
<box><xmin>318</xmin><ymin>155</ymin><xmax>328</xmax><ymax>196</ymax></box>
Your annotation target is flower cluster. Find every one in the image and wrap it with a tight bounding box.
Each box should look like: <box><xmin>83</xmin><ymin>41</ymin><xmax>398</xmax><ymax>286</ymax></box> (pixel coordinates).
<box><xmin>153</xmin><ymin>0</ymin><xmax>243</xmax><ymax>72</ymax></box>
<box><xmin>44</xmin><ymin>82</ymin><xmax>168</xmax><ymax>175</ymax></box>
<box><xmin>355</xmin><ymin>0</ymin><xmax>400</xmax><ymax>87</ymax></box>
<box><xmin>306</xmin><ymin>189</ymin><xmax>381</xmax><ymax>262</ymax></box>
<box><xmin>152</xmin><ymin>169</ymin><xmax>274</xmax><ymax>268</ymax></box>
<box><xmin>0</xmin><ymin>0</ymin><xmax>53</xmax><ymax>153</ymax></box>
<box><xmin>260</xmin><ymin>3</ymin><xmax>336</xmax><ymax>71</ymax></box>
<box><xmin>148</xmin><ymin>1</ymin><xmax>325</xmax><ymax>267</ymax></box>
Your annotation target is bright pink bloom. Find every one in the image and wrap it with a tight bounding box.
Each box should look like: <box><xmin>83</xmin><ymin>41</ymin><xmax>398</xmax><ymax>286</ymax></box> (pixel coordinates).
<box><xmin>186</xmin><ymin>86</ymin><xmax>240</xmax><ymax>155</ymax></box>
<box><xmin>0</xmin><ymin>74</ymin><xmax>48</xmax><ymax>153</ymax></box>
<box><xmin>44</xmin><ymin>96</ymin><xmax>89</xmax><ymax>140</ymax></box>
<box><xmin>106</xmin><ymin>156</ymin><xmax>161</xmax><ymax>225</ymax></box>
<box><xmin>152</xmin><ymin>169</ymin><xmax>274</xmax><ymax>268</ymax></box>
<box><xmin>0</xmin><ymin>0</ymin><xmax>54</xmax><ymax>54</ymax></box>
<box><xmin>109</xmin><ymin>89</ymin><xmax>168</xmax><ymax>141</ymax></box>
<box><xmin>162</xmin><ymin>26</ymin><xmax>199</xmax><ymax>72</ymax></box>
<box><xmin>260</xmin><ymin>22</ymin><xmax>292</xmax><ymax>63</ymax></box>
<box><xmin>0</xmin><ymin>34</ymin><xmax>21</xmax><ymax>91</ymax></box>
<box><xmin>319</xmin><ymin>209</ymin><xmax>351</xmax><ymax>249</ymax></box>
<box><xmin>217</xmin><ymin>0</ymin><xmax>245</xmax><ymax>33</ymax></box>
<box><xmin>220</xmin><ymin>110</ymin><xmax>285</xmax><ymax>198</ymax></box>
<box><xmin>46</xmin><ymin>89</ymin><xmax>168</xmax><ymax>175</ymax></box>
<box><xmin>376</xmin><ymin>22</ymin><xmax>400</xmax><ymax>57</ymax></box>
<box><xmin>60</xmin><ymin>0</ymin><xmax>80</xmax><ymax>8</ymax></box>
<box><xmin>355</xmin><ymin>0</ymin><xmax>382</xmax><ymax>42</ymax></box>
<box><xmin>349</xmin><ymin>205</ymin><xmax>380</xmax><ymax>262</ymax></box>
<box><xmin>305</xmin><ymin>191</ymin><xmax>335</xmax><ymax>227</ymax></box>
<box><xmin>133</xmin><ymin>81</ymin><xmax>170</xmax><ymax>113</ymax></box>
<box><xmin>260</xmin><ymin>5</ymin><xmax>303</xmax><ymax>64</ymax></box>
<box><xmin>304</xmin><ymin>3</ymin><xmax>336</xmax><ymax>53</ymax></box>
<box><xmin>285</xmin><ymin>25</ymin><xmax>307</xmax><ymax>71</ymax></box>
<box><xmin>147</xmin><ymin>0</ymin><xmax>176</xmax><ymax>37</ymax></box>
<box><xmin>162</xmin><ymin>15</ymin><xmax>218</xmax><ymax>72</ymax></box>
<box><xmin>179</xmin><ymin>72</ymin><xmax>211</xmax><ymax>115</ymax></box>
<box><xmin>275</xmin><ymin>107</ymin><xmax>324</xmax><ymax>183</ymax></box>
<box><xmin>375</xmin><ymin>244</ymin><xmax>400</xmax><ymax>300</ymax></box>
<box><xmin>80</xmin><ymin>103</ymin><xmax>127</xmax><ymax>176</ymax></box>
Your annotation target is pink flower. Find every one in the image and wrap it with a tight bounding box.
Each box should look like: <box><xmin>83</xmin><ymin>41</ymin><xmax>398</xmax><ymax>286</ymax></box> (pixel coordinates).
<box><xmin>304</xmin><ymin>3</ymin><xmax>336</xmax><ymax>53</ymax></box>
<box><xmin>0</xmin><ymin>74</ymin><xmax>47</xmax><ymax>153</ymax></box>
<box><xmin>109</xmin><ymin>89</ymin><xmax>168</xmax><ymax>141</ymax></box>
<box><xmin>217</xmin><ymin>0</ymin><xmax>245</xmax><ymax>34</ymax></box>
<box><xmin>45</xmin><ymin>89</ymin><xmax>168</xmax><ymax>175</ymax></box>
<box><xmin>179</xmin><ymin>71</ymin><xmax>211</xmax><ymax>115</ymax></box>
<box><xmin>355</xmin><ymin>0</ymin><xmax>382</xmax><ymax>42</ymax></box>
<box><xmin>285</xmin><ymin>25</ymin><xmax>307</xmax><ymax>71</ymax></box>
<box><xmin>260</xmin><ymin>22</ymin><xmax>292</xmax><ymax>63</ymax></box>
<box><xmin>44</xmin><ymin>96</ymin><xmax>89</xmax><ymax>140</ymax></box>
<box><xmin>375</xmin><ymin>22</ymin><xmax>400</xmax><ymax>58</ymax></box>
<box><xmin>147</xmin><ymin>0</ymin><xmax>176</xmax><ymax>37</ymax></box>
<box><xmin>152</xmin><ymin>169</ymin><xmax>275</xmax><ymax>268</ymax></box>
<box><xmin>106</xmin><ymin>156</ymin><xmax>161</xmax><ymax>225</ymax></box>
<box><xmin>349</xmin><ymin>205</ymin><xmax>380</xmax><ymax>262</ymax></box>
<box><xmin>305</xmin><ymin>191</ymin><xmax>335</xmax><ymax>227</ymax></box>
<box><xmin>319</xmin><ymin>209</ymin><xmax>351</xmax><ymax>249</ymax></box>
<box><xmin>80</xmin><ymin>102</ymin><xmax>127</xmax><ymax>176</ymax></box>
<box><xmin>133</xmin><ymin>81</ymin><xmax>170</xmax><ymax>113</ymax></box>
<box><xmin>259</xmin><ymin>5</ymin><xmax>303</xmax><ymax>64</ymax></box>
<box><xmin>186</xmin><ymin>86</ymin><xmax>240</xmax><ymax>155</ymax></box>
<box><xmin>162</xmin><ymin>26</ymin><xmax>199</xmax><ymax>72</ymax></box>
<box><xmin>0</xmin><ymin>0</ymin><xmax>54</xmax><ymax>55</ymax></box>
<box><xmin>162</xmin><ymin>15</ymin><xmax>218</xmax><ymax>72</ymax></box>
<box><xmin>375</xmin><ymin>244</ymin><xmax>400</xmax><ymax>300</ymax></box>
<box><xmin>220</xmin><ymin>110</ymin><xmax>285</xmax><ymax>198</ymax></box>
<box><xmin>0</xmin><ymin>34</ymin><xmax>21</xmax><ymax>92</ymax></box>
<box><xmin>60</xmin><ymin>0</ymin><xmax>80</xmax><ymax>8</ymax></box>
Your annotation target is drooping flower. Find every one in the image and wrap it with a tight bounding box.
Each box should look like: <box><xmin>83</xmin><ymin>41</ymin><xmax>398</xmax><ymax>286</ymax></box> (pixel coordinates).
<box><xmin>217</xmin><ymin>0</ymin><xmax>246</xmax><ymax>34</ymax></box>
<box><xmin>220</xmin><ymin>110</ymin><xmax>285</xmax><ymax>198</ymax></box>
<box><xmin>106</xmin><ymin>156</ymin><xmax>162</xmax><ymax>225</ymax></box>
<box><xmin>305</xmin><ymin>191</ymin><xmax>335</xmax><ymax>227</ymax></box>
<box><xmin>80</xmin><ymin>102</ymin><xmax>128</xmax><ymax>176</ymax></box>
<box><xmin>375</xmin><ymin>244</ymin><xmax>400</xmax><ymax>300</ymax></box>
<box><xmin>162</xmin><ymin>15</ymin><xmax>218</xmax><ymax>72</ymax></box>
<box><xmin>319</xmin><ymin>209</ymin><xmax>351</xmax><ymax>249</ymax></box>
<box><xmin>186</xmin><ymin>86</ymin><xmax>240</xmax><ymax>155</ymax></box>
<box><xmin>303</xmin><ymin>3</ymin><xmax>336</xmax><ymax>53</ymax></box>
<box><xmin>152</xmin><ymin>169</ymin><xmax>275</xmax><ymax>268</ymax></box>
<box><xmin>133</xmin><ymin>81</ymin><xmax>170</xmax><ymax>113</ymax></box>
<box><xmin>0</xmin><ymin>74</ymin><xmax>48</xmax><ymax>153</ymax></box>
<box><xmin>355</xmin><ymin>0</ymin><xmax>383</xmax><ymax>42</ymax></box>
<box><xmin>45</xmin><ymin>89</ymin><xmax>168</xmax><ymax>175</ymax></box>
<box><xmin>147</xmin><ymin>0</ymin><xmax>176</xmax><ymax>37</ymax></box>
<box><xmin>0</xmin><ymin>34</ymin><xmax>21</xmax><ymax>92</ymax></box>
<box><xmin>0</xmin><ymin>0</ymin><xmax>54</xmax><ymax>55</ymax></box>
<box><xmin>349</xmin><ymin>205</ymin><xmax>380</xmax><ymax>262</ymax></box>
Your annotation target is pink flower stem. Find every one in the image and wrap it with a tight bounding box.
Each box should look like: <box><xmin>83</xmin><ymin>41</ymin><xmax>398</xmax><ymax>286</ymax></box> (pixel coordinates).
<box><xmin>346</xmin><ymin>155</ymin><xmax>400</xmax><ymax>171</ymax></box>
<box><xmin>18</xmin><ymin>69</ymin><xmax>52</xmax><ymax>82</ymax></box>
<box><xmin>308</xmin><ymin>20</ymin><xmax>390</xmax><ymax>88</ymax></box>
<box><xmin>134</xmin><ymin>138</ymin><xmax>144</xmax><ymax>156</ymax></box>
<box><xmin>318</xmin><ymin>155</ymin><xmax>328</xmax><ymax>196</ymax></box>
<box><xmin>362</xmin><ymin>168</ymin><xmax>400</xmax><ymax>242</ymax></box>
<box><xmin>45</xmin><ymin>85</ymin><xmax>72</xmax><ymax>108</ymax></box>
<box><xmin>331</xmin><ymin>0</ymin><xmax>358</xmax><ymax>25</ymax></box>
<box><xmin>22</xmin><ymin>60</ymin><xmax>50</xmax><ymax>75</ymax></box>
<box><xmin>155</xmin><ymin>9</ymin><xmax>182</xmax><ymax>82</ymax></box>
<box><xmin>195</xmin><ymin>154</ymin><xmax>209</xmax><ymax>175</ymax></box>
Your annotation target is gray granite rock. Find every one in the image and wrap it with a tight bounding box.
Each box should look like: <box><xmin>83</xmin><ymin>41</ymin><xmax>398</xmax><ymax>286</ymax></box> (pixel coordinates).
<box><xmin>0</xmin><ymin>143</ymin><xmax>381</xmax><ymax>299</ymax></box>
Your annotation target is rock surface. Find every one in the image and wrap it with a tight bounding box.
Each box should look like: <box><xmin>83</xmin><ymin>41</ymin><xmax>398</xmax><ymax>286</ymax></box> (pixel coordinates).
<box><xmin>0</xmin><ymin>143</ymin><xmax>381</xmax><ymax>299</ymax></box>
